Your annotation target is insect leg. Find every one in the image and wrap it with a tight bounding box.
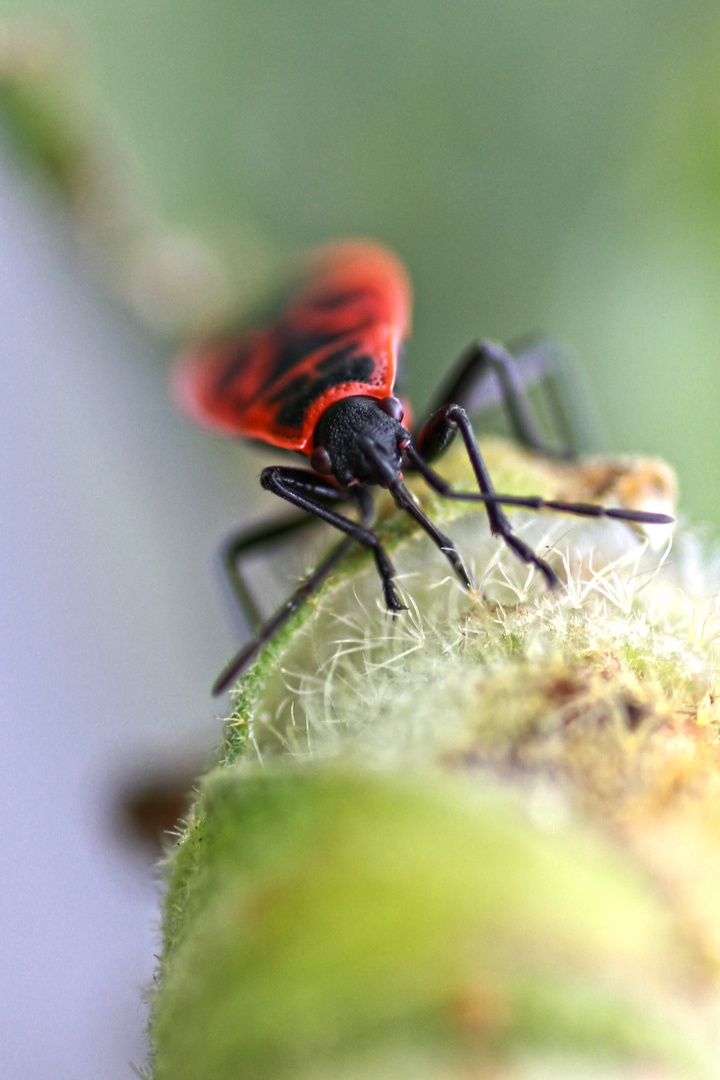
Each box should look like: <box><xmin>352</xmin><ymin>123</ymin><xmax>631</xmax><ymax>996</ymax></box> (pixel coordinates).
<box><xmin>414</xmin><ymin>340</ymin><xmax>573</xmax><ymax>460</ymax></box>
<box><xmin>261</xmin><ymin>467</ymin><xmax>406</xmax><ymax>613</ymax></box>
<box><xmin>411</xmin><ymin>405</ymin><xmax>560</xmax><ymax>587</ymax></box>
<box><xmin>389</xmin><ymin>480</ymin><xmax>473</xmax><ymax>589</ymax></box>
<box><xmin>221</xmin><ymin>513</ymin><xmax>322</xmax><ymax>628</ymax></box>
<box><xmin>212</xmin><ymin>532</ymin><xmax>358</xmax><ymax>695</ymax></box>
<box><xmin>212</xmin><ymin>480</ymin><xmax>380</xmax><ymax>694</ymax></box>
<box><xmin>221</xmin><ymin>482</ymin><xmax>355</xmax><ymax>628</ymax></box>
<box><xmin>356</xmin><ymin>435</ymin><xmax>474</xmax><ymax>591</ymax></box>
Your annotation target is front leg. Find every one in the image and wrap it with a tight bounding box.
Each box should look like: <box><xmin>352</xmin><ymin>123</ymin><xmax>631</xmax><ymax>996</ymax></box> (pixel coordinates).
<box><xmin>220</xmin><ymin>474</ymin><xmax>362</xmax><ymax>629</ymax></box>
<box><xmin>410</xmin><ymin>405</ymin><xmax>559</xmax><ymax>588</ymax></box>
<box><xmin>261</xmin><ymin>467</ymin><xmax>406</xmax><ymax>613</ymax></box>
<box><xmin>212</xmin><ymin>470</ymin><xmax>401</xmax><ymax>695</ymax></box>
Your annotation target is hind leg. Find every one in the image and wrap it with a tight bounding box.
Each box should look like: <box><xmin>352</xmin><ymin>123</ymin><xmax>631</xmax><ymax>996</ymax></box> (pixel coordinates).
<box><xmin>416</xmin><ymin>339</ymin><xmax>576</xmax><ymax>458</ymax></box>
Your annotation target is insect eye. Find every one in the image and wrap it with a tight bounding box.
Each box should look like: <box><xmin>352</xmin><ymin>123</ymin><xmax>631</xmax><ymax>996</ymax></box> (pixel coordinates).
<box><xmin>310</xmin><ymin>446</ymin><xmax>333</xmax><ymax>475</ymax></box>
<box><xmin>380</xmin><ymin>396</ymin><xmax>404</xmax><ymax>422</ymax></box>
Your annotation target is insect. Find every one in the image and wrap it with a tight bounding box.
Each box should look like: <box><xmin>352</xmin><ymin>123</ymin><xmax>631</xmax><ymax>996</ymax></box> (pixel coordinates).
<box><xmin>174</xmin><ymin>241</ymin><xmax>674</xmax><ymax>695</ymax></box>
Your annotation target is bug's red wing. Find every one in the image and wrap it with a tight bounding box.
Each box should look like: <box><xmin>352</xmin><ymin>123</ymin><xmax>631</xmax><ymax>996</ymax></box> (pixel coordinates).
<box><xmin>174</xmin><ymin>241</ymin><xmax>412</xmax><ymax>454</ymax></box>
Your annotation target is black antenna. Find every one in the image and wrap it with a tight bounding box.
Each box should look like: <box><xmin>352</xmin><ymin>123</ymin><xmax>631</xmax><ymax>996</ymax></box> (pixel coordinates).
<box><xmin>403</xmin><ymin>443</ymin><xmax>674</xmax><ymax>526</ymax></box>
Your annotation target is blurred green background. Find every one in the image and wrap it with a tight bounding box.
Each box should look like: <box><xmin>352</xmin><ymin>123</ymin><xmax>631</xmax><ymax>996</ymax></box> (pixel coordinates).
<box><xmin>1</xmin><ymin>0</ymin><xmax>719</xmax><ymax>524</ymax></box>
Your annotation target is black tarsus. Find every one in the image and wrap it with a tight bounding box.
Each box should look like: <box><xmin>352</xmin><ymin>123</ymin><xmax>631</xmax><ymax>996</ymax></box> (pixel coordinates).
<box><xmin>260</xmin><ymin>466</ymin><xmax>404</xmax><ymax>612</ymax></box>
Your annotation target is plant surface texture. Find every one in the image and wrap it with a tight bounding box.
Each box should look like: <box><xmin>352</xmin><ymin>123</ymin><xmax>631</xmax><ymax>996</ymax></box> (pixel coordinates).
<box><xmin>150</xmin><ymin>438</ymin><xmax>720</xmax><ymax>1080</ymax></box>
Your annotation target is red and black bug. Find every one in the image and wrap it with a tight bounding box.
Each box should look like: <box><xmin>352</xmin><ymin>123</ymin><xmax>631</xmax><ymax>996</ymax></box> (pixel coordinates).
<box><xmin>175</xmin><ymin>241</ymin><xmax>673</xmax><ymax>695</ymax></box>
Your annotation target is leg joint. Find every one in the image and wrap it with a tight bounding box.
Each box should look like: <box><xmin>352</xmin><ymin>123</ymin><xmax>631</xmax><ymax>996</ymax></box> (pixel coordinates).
<box><xmin>260</xmin><ymin>466</ymin><xmax>281</xmax><ymax>491</ymax></box>
<box><xmin>445</xmin><ymin>403</ymin><xmax>469</xmax><ymax>426</ymax></box>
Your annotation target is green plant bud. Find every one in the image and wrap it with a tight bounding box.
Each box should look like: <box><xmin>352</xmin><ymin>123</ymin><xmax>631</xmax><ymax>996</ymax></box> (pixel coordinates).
<box><xmin>151</xmin><ymin>438</ymin><xmax>720</xmax><ymax>1079</ymax></box>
